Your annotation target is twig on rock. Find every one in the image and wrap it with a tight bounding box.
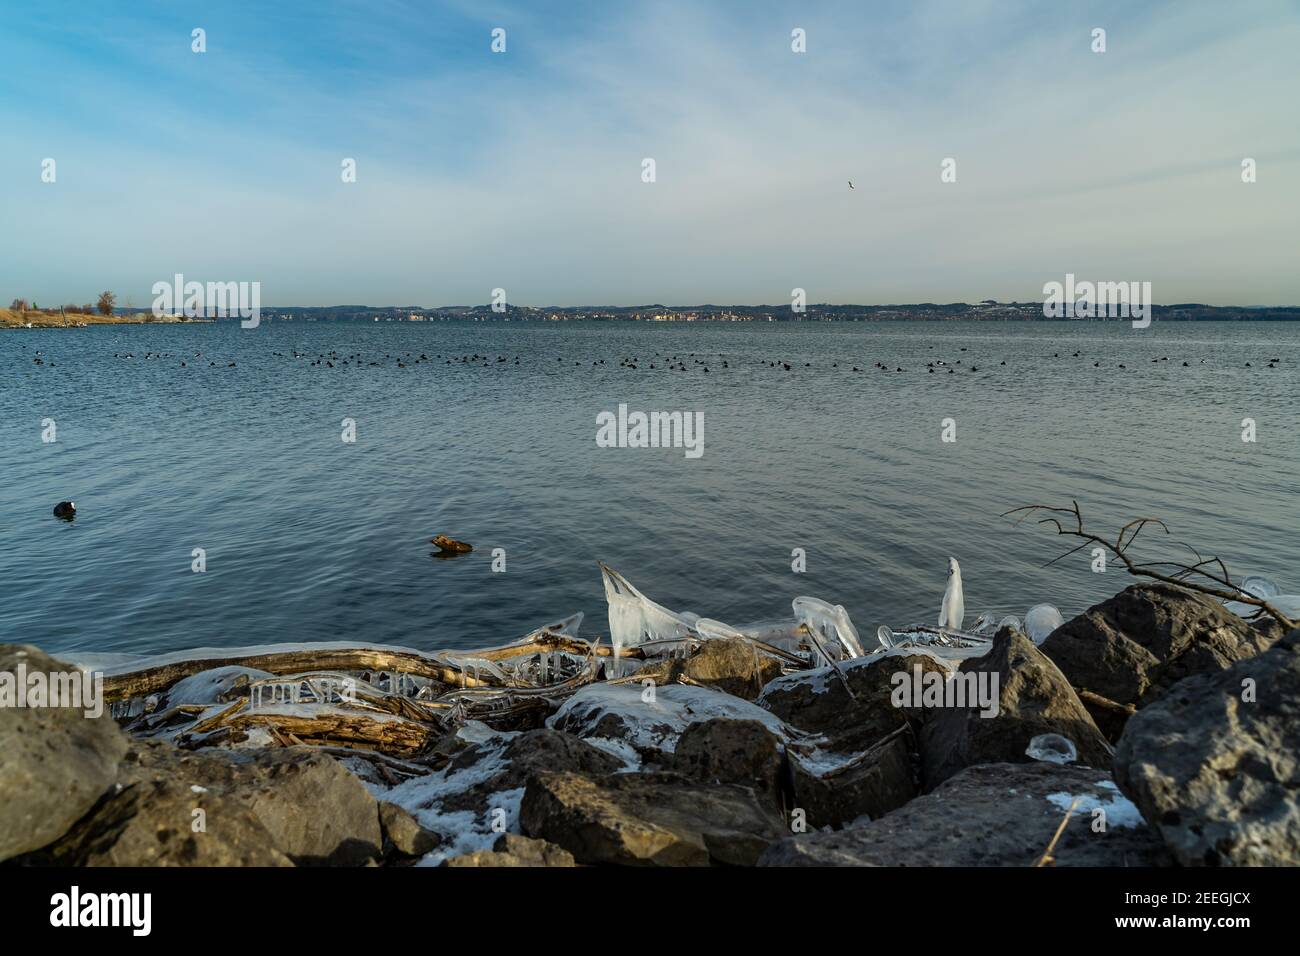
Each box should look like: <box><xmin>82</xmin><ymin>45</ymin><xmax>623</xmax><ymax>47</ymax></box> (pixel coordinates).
<box><xmin>1002</xmin><ymin>500</ymin><xmax>1295</xmax><ymax>629</ymax></box>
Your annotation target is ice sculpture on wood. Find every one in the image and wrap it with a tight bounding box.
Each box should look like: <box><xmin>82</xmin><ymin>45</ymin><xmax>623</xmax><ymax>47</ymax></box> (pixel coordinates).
<box><xmin>600</xmin><ymin>563</ymin><xmax>701</xmax><ymax>676</ymax></box>
<box><xmin>792</xmin><ymin>596</ymin><xmax>866</xmax><ymax>661</ymax></box>
<box><xmin>873</xmin><ymin>556</ymin><xmax>992</xmax><ymax>660</ymax></box>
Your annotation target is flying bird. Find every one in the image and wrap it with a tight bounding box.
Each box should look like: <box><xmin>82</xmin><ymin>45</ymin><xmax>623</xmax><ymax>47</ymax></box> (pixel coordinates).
<box><xmin>848</xmin><ymin>180</ymin><xmax>854</xmax><ymax>189</ymax></box>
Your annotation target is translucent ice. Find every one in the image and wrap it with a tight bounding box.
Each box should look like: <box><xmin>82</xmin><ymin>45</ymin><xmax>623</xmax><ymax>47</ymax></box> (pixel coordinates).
<box><xmin>939</xmin><ymin>558</ymin><xmax>965</xmax><ymax>631</ymax></box>
<box><xmin>1026</xmin><ymin>733</ymin><xmax>1078</xmax><ymax>765</ymax></box>
<box><xmin>1241</xmin><ymin>575</ymin><xmax>1281</xmax><ymax>599</ymax></box>
<box><xmin>793</xmin><ymin>596</ymin><xmax>866</xmax><ymax>661</ymax></box>
<box><xmin>1024</xmin><ymin>604</ymin><xmax>1065</xmax><ymax>643</ymax></box>
<box><xmin>600</xmin><ymin>564</ymin><xmax>699</xmax><ymax>677</ymax></box>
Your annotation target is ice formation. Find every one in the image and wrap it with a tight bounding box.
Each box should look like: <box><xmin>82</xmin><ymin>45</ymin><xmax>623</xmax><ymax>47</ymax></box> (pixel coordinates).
<box><xmin>600</xmin><ymin>564</ymin><xmax>699</xmax><ymax>676</ymax></box>
<box><xmin>1024</xmin><ymin>604</ymin><xmax>1065</xmax><ymax>643</ymax></box>
<box><xmin>1025</xmin><ymin>732</ymin><xmax>1078</xmax><ymax>765</ymax></box>
<box><xmin>792</xmin><ymin>596</ymin><xmax>866</xmax><ymax>661</ymax></box>
<box><xmin>1223</xmin><ymin>574</ymin><xmax>1300</xmax><ymax>620</ymax></box>
<box><xmin>938</xmin><ymin>557</ymin><xmax>965</xmax><ymax>631</ymax></box>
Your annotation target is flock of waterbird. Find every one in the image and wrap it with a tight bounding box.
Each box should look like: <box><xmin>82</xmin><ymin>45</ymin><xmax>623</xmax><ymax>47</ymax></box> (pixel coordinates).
<box><xmin>20</xmin><ymin>344</ymin><xmax>1285</xmax><ymax>374</ymax></box>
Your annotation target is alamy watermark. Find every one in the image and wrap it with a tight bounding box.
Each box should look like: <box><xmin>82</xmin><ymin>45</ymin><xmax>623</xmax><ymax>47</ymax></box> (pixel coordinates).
<box><xmin>890</xmin><ymin>663</ymin><xmax>999</xmax><ymax>718</ymax></box>
<box><xmin>1042</xmin><ymin>273</ymin><xmax>1151</xmax><ymax>328</ymax></box>
<box><xmin>595</xmin><ymin>403</ymin><xmax>704</xmax><ymax>459</ymax></box>
<box><xmin>152</xmin><ymin>273</ymin><xmax>261</xmax><ymax>328</ymax></box>
<box><xmin>1</xmin><ymin>662</ymin><xmax>103</xmax><ymax>718</ymax></box>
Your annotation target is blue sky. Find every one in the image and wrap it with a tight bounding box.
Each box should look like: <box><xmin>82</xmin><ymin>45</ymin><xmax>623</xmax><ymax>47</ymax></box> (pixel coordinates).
<box><xmin>3</xmin><ymin>0</ymin><xmax>1298</xmax><ymax>306</ymax></box>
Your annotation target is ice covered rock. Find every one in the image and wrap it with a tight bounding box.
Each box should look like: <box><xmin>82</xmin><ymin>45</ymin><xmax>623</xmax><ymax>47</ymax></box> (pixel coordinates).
<box><xmin>758</xmin><ymin>650</ymin><xmax>952</xmax><ymax>755</ymax></box>
<box><xmin>164</xmin><ymin>665</ymin><xmax>276</xmax><ymax>706</ymax></box>
<box><xmin>548</xmin><ymin>683</ymin><xmax>787</xmax><ymax>756</ymax></box>
<box><xmin>378</xmin><ymin>727</ymin><xmax>623</xmax><ymax>864</ymax></box>
<box><xmin>788</xmin><ymin>726</ymin><xmax>917</xmax><ymax>829</ymax></box>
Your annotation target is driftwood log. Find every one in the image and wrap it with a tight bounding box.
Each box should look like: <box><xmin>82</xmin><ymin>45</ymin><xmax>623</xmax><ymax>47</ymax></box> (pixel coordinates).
<box><xmin>101</xmin><ymin>634</ymin><xmax>636</xmax><ymax>703</ymax></box>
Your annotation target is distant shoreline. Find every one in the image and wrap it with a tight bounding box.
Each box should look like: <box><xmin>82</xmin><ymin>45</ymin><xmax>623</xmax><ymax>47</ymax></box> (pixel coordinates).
<box><xmin>0</xmin><ymin>309</ymin><xmax>203</xmax><ymax>329</ymax></box>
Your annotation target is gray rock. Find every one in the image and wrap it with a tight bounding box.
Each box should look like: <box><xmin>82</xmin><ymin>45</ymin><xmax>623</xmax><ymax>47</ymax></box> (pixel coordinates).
<box><xmin>225</xmin><ymin>749</ymin><xmax>383</xmax><ymax>865</ymax></box>
<box><xmin>671</xmin><ymin>718</ymin><xmax>787</xmax><ymax>806</ymax></box>
<box><xmin>761</xmin><ymin>762</ymin><xmax>1168</xmax><ymax>867</ymax></box>
<box><xmin>379</xmin><ymin>801</ymin><xmax>441</xmax><ymax>858</ymax></box>
<box><xmin>919</xmin><ymin>628</ymin><xmax>1112</xmax><ymax>789</ymax></box>
<box><xmin>28</xmin><ymin>739</ymin><xmax>379</xmax><ymax>866</ymax></box>
<box><xmin>1114</xmin><ymin>628</ymin><xmax>1300</xmax><ymax>866</ymax></box>
<box><xmin>38</xmin><ymin>776</ymin><xmax>294</xmax><ymax>867</ymax></box>
<box><xmin>1042</xmin><ymin>583</ymin><xmax>1278</xmax><ymax>737</ymax></box>
<box><xmin>443</xmin><ymin>834</ymin><xmax>575</xmax><ymax>867</ymax></box>
<box><xmin>0</xmin><ymin>644</ymin><xmax>129</xmax><ymax>862</ymax></box>
<box><xmin>757</xmin><ymin>651</ymin><xmax>950</xmax><ymax>754</ymax></box>
<box><xmin>520</xmin><ymin>770</ymin><xmax>786</xmax><ymax>866</ymax></box>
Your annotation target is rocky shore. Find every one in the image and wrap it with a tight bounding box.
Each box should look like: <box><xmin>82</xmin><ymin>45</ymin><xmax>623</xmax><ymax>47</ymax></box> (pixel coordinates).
<box><xmin>2</xmin><ymin>582</ymin><xmax>1296</xmax><ymax>867</ymax></box>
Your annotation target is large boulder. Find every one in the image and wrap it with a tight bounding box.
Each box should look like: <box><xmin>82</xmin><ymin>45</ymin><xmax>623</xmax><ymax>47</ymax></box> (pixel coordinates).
<box><xmin>36</xmin><ymin>775</ymin><xmax>294</xmax><ymax>867</ymax></box>
<box><xmin>1042</xmin><ymin>583</ymin><xmax>1279</xmax><ymax>736</ymax></box>
<box><xmin>24</xmin><ymin>739</ymin><xmax>381</xmax><ymax>866</ymax></box>
<box><xmin>634</xmin><ymin>637</ymin><xmax>783</xmax><ymax>700</ymax></box>
<box><xmin>520</xmin><ymin>771</ymin><xmax>787</xmax><ymax>866</ymax></box>
<box><xmin>0</xmin><ymin>645</ymin><xmax>129</xmax><ymax>862</ymax></box>
<box><xmin>757</xmin><ymin>650</ymin><xmax>951</xmax><ymax>754</ymax></box>
<box><xmin>919</xmin><ymin>628</ymin><xmax>1112</xmax><ymax>789</ymax></box>
<box><xmin>232</xmin><ymin>749</ymin><xmax>382</xmax><ymax>865</ymax></box>
<box><xmin>670</xmin><ymin>718</ymin><xmax>787</xmax><ymax>808</ymax></box>
<box><xmin>761</xmin><ymin>762</ymin><xmax>1168</xmax><ymax>866</ymax></box>
<box><xmin>1113</xmin><ymin>628</ymin><xmax>1300</xmax><ymax>866</ymax></box>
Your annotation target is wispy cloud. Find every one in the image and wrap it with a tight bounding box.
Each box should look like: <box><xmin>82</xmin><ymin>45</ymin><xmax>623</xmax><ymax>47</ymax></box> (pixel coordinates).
<box><xmin>3</xmin><ymin>0</ymin><xmax>1297</xmax><ymax>305</ymax></box>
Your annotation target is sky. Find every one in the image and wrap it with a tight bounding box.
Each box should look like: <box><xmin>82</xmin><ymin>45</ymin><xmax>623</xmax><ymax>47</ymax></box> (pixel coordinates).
<box><xmin>2</xmin><ymin>0</ymin><xmax>1298</xmax><ymax>307</ymax></box>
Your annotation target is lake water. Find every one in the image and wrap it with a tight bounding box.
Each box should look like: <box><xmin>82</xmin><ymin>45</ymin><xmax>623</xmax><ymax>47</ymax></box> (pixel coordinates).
<box><xmin>2</xmin><ymin>320</ymin><xmax>1296</xmax><ymax>659</ymax></box>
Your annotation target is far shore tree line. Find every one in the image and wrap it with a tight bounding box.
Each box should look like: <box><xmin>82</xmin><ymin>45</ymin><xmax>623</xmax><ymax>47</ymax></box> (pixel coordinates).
<box><xmin>9</xmin><ymin>292</ymin><xmax>117</xmax><ymax>316</ymax></box>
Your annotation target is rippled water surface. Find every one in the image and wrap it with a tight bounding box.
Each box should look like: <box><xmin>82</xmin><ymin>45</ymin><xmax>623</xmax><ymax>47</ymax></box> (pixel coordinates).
<box><xmin>2</xmin><ymin>320</ymin><xmax>1296</xmax><ymax>658</ymax></box>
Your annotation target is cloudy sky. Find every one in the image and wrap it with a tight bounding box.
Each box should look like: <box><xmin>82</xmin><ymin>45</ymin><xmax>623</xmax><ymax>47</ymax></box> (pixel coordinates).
<box><xmin>3</xmin><ymin>0</ymin><xmax>1297</xmax><ymax>307</ymax></box>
